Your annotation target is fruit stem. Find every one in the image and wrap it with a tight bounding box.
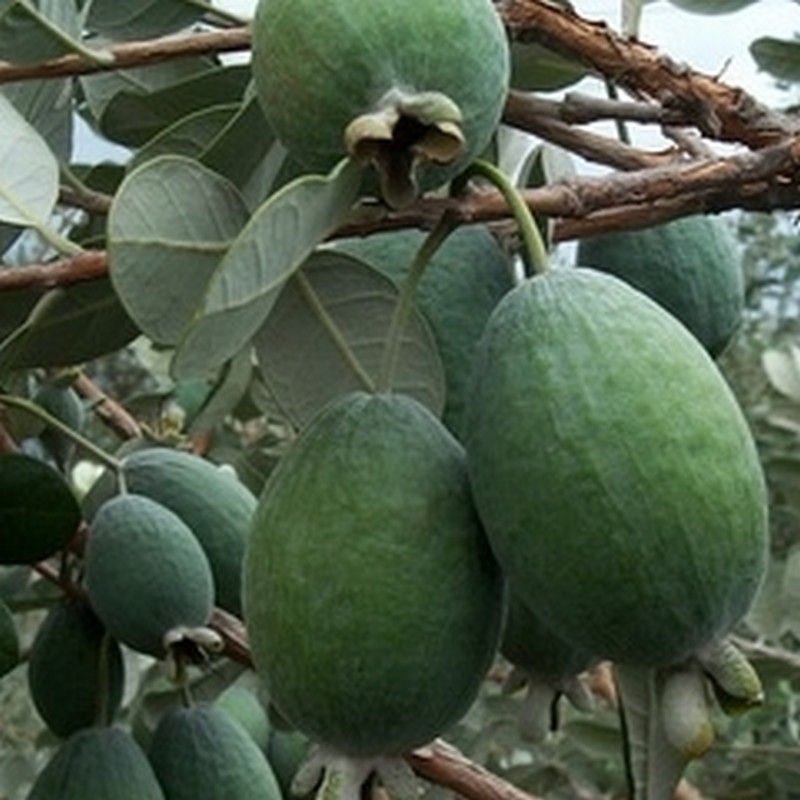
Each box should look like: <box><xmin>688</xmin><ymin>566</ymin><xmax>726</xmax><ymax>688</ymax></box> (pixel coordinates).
<box><xmin>376</xmin><ymin>213</ymin><xmax>459</xmax><ymax>393</ymax></box>
<box><xmin>0</xmin><ymin>393</ymin><xmax>122</xmax><ymax>473</ymax></box>
<box><xmin>467</xmin><ymin>160</ymin><xmax>550</xmax><ymax>276</ymax></box>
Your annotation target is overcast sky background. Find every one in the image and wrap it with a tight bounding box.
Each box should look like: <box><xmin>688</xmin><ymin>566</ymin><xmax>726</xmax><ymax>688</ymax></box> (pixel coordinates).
<box><xmin>75</xmin><ymin>0</ymin><xmax>798</xmax><ymax>162</ymax></box>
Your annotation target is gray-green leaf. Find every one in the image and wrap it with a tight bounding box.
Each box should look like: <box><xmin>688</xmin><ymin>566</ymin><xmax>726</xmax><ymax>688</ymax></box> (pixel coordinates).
<box><xmin>171</xmin><ymin>157</ymin><xmax>364</xmax><ymax>380</ymax></box>
<box><xmin>108</xmin><ymin>155</ymin><xmax>250</xmax><ymax>345</ymax></box>
<box><xmin>254</xmin><ymin>250</ymin><xmax>445</xmax><ymax>428</ymax></box>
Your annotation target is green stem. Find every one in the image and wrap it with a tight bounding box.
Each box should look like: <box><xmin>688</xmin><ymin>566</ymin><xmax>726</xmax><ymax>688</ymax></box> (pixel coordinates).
<box><xmin>0</xmin><ymin>394</ymin><xmax>121</xmax><ymax>472</ymax></box>
<box><xmin>294</xmin><ymin>270</ymin><xmax>376</xmax><ymax>393</ymax></box>
<box><xmin>467</xmin><ymin>160</ymin><xmax>550</xmax><ymax>276</ymax></box>
<box><xmin>377</xmin><ymin>214</ymin><xmax>459</xmax><ymax>393</ymax></box>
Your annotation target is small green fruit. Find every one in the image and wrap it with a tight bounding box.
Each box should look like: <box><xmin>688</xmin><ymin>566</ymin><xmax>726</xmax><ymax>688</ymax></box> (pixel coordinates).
<box><xmin>251</xmin><ymin>0</ymin><xmax>509</xmax><ymax>207</ymax></box>
<box><xmin>28</xmin><ymin>600</ymin><xmax>124</xmax><ymax>738</ymax></box>
<box><xmin>28</xmin><ymin>727</ymin><xmax>164</xmax><ymax>800</ymax></box>
<box><xmin>149</xmin><ymin>705</ymin><xmax>282</xmax><ymax>800</ymax></box>
<box><xmin>84</xmin><ymin>494</ymin><xmax>215</xmax><ymax>657</ymax></box>
<box><xmin>576</xmin><ymin>215</ymin><xmax>743</xmax><ymax>356</ymax></box>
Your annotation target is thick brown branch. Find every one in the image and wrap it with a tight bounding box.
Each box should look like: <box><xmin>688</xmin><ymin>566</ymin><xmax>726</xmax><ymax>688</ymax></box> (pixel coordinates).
<box><xmin>0</xmin><ymin>250</ymin><xmax>108</xmax><ymax>291</ymax></box>
<box><xmin>502</xmin><ymin>0</ymin><xmax>799</xmax><ymax>147</ymax></box>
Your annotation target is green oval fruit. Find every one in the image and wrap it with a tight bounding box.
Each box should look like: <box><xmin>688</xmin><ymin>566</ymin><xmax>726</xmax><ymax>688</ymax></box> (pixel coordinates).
<box><xmin>465</xmin><ymin>269</ymin><xmax>768</xmax><ymax>667</ymax></box>
<box><xmin>28</xmin><ymin>600</ymin><xmax>124</xmax><ymax>738</ymax></box>
<box><xmin>576</xmin><ymin>215</ymin><xmax>743</xmax><ymax>356</ymax></box>
<box><xmin>215</xmin><ymin>684</ymin><xmax>271</xmax><ymax>751</ymax></box>
<box><xmin>251</xmin><ymin>0</ymin><xmax>509</xmax><ymax>207</ymax></box>
<box><xmin>334</xmin><ymin>226</ymin><xmax>513</xmax><ymax>438</ymax></box>
<box><xmin>0</xmin><ymin>452</ymin><xmax>80</xmax><ymax>565</ymax></box>
<box><xmin>28</xmin><ymin>727</ymin><xmax>164</xmax><ymax>800</ymax></box>
<box><xmin>84</xmin><ymin>494</ymin><xmax>215</xmax><ymax>657</ymax></box>
<box><xmin>87</xmin><ymin>447</ymin><xmax>256</xmax><ymax>616</ymax></box>
<box><xmin>244</xmin><ymin>391</ymin><xmax>503</xmax><ymax>756</ymax></box>
<box><xmin>668</xmin><ymin>0</ymin><xmax>758</xmax><ymax>13</ymax></box>
<box><xmin>501</xmin><ymin>590</ymin><xmax>594</xmax><ymax>682</ymax></box>
<box><xmin>34</xmin><ymin>383</ymin><xmax>86</xmax><ymax>469</ymax></box>
<box><xmin>149</xmin><ymin>705</ymin><xmax>282</xmax><ymax>800</ymax></box>
<box><xmin>266</xmin><ymin>728</ymin><xmax>310</xmax><ymax>797</ymax></box>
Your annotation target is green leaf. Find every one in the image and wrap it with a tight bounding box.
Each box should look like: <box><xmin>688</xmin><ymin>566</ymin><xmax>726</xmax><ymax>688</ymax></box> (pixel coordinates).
<box><xmin>79</xmin><ymin>56</ymin><xmax>215</xmax><ymax>136</ymax></box>
<box><xmin>253</xmin><ymin>250</ymin><xmax>446</xmax><ymax>428</ymax></box>
<box><xmin>187</xmin><ymin>347</ymin><xmax>253</xmax><ymax>435</ymax></box>
<box><xmin>3</xmin><ymin>78</ymin><xmax>72</xmax><ymax>161</ymax></box>
<box><xmin>108</xmin><ymin>155</ymin><xmax>250</xmax><ymax>345</ymax></box>
<box><xmin>667</xmin><ymin>0</ymin><xmax>759</xmax><ymax>13</ymax></box>
<box><xmin>200</xmin><ymin>91</ymin><xmax>278</xmax><ymax>194</ymax></box>
<box><xmin>171</xmin><ymin>157</ymin><xmax>364</xmax><ymax>380</ymax></box>
<box><xmin>99</xmin><ymin>64</ymin><xmax>252</xmax><ymax>148</ymax></box>
<box><xmin>615</xmin><ymin>664</ymin><xmax>690</xmax><ymax>800</ymax></box>
<box><xmin>750</xmin><ymin>37</ymin><xmax>800</xmax><ymax>83</ymax></box>
<box><xmin>0</xmin><ymin>284</ymin><xmax>46</xmax><ymax>340</ymax></box>
<box><xmin>130</xmin><ymin>104</ymin><xmax>240</xmax><ymax>171</ymax></box>
<box><xmin>0</xmin><ymin>598</ymin><xmax>18</xmax><ymax>679</ymax></box>
<box><xmin>0</xmin><ymin>92</ymin><xmax>59</xmax><ymax>228</ymax></box>
<box><xmin>509</xmin><ymin>41</ymin><xmax>587</xmax><ymax>92</ymax></box>
<box><xmin>0</xmin><ymin>0</ymin><xmax>81</xmax><ymax>64</ymax></box>
<box><xmin>0</xmin><ymin>278</ymin><xmax>140</xmax><ymax>372</ymax></box>
<box><xmin>86</xmin><ymin>0</ymin><xmax>205</xmax><ymax>41</ymax></box>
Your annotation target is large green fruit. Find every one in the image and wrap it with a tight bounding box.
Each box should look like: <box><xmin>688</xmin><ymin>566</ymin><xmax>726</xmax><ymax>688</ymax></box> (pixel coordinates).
<box><xmin>464</xmin><ymin>269</ymin><xmax>768</xmax><ymax>667</ymax></box>
<box><xmin>84</xmin><ymin>494</ymin><xmax>215</xmax><ymax>657</ymax></box>
<box><xmin>334</xmin><ymin>226</ymin><xmax>514</xmax><ymax>438</ymax></box>
<box><xmin>28</xmin><ymin>727</ymin><xmax>164</xmax><ymax>800</ymax></box>
<box><xmin>85</xmin><ymin>447</ymin><xmax>256</xmax><ymax>616</ymax></box>
<box><xmin>251</xmin><ymin>0</ymin><xmax>509</xmax><ymax>207</ymax></box>
<box><xmin>244</xmin><ymin>391</ymin><xmax>503</xmax><ymax>756</ymax></box>
<box><xmin>149</xmin><ymin>705</ymin><xmax>282</xmax><ymax>800</ymax></box>
<box><xmin>28</xmin><ymin>600</ymin><xmax>124</xmax><ymax>738</ymax></box>
<box><xmin>0</xmin><ymin>452</ymin><xmax>80</xmax><ymax>565</ymax></box>
<box><xmin>576</xmin><ymin>215</ymin><xmax>743</xmax><ymax>356</ymax></box>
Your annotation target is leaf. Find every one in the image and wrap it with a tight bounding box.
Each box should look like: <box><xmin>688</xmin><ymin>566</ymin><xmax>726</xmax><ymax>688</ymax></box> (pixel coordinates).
<box><xmin>3</xmin><ymin>78</ymin><xmax>72</xmax><ymax>161</ymax></box>
<box><xmin>0</xmin><ymin>597</ymin><xmax>19</xmax><ymax>679</ymax></box>
<box><xmin>509</xmin><ymin>41</ymin><xmax>587</xmax><ymax>93</ymax></box>
<box><xmin>130</xmin><ymin>104</ymin><xmax>240</xmax><ymax>171</ymax></box>
<box><xmin>0</xmin><ymin>0</ymin><xmax>81</xmax><ymax>64</ymax></box>
<box><xmin>0</xmin><ymin>284</ymin><xmax>45</xmax><ymax>340</ymax></box>
<box><xmin>0</xmin><ymin>278</ymin><xmax>140</xmax><ymax>372</ymax></box>
<box><xmin>79</xmin><ymin>56</ymin><xmax>214</xmax><ymax>135</ymax></box>
<box><xmin>107</xmin><ymin>155</ymin><xmax>250</xmax><ymax>345</ymax></box>
<box><xmin>614</xmin><ymin>664</ymin><xmax>690</xmax><ymax>800</ymax></box>
<box><xmin>86</xmin><ymin>0</ymin><xmax>205</xmax><ymax>41</ymax></box>
<box><xmin>171</xmin><ymin>157</ymin><xmax>364</xmax><ymax>380</ymax></box>
<box><xmin>253</xmin><ymin>250</ymin><xmax>445</xmax><ymax>428</ymax></box>
<box><xmin>187</xmin><ymin>347</ymin><xmax>254</xmax><ymax>436</ymax></box>
<box><xmin>750</xmin><ymin>37</ymin><xmax>800</xmax><ymax>83</ymax></box>
<box><xmin>762</xmin><ymin>345</ymin><xmax>800</xmax><ymax>401</ymax></box>
<box><xmin>667</xmin><ymin>0</ymin><xmax>759</xmax><ymax>13</ymax></box>
<box><xmin>100</xmin><ymin>64</ymin><xmax>252</xmax><ymax>148</ymax></box>
<box><xmin>0</xmin><ymin>92</ymin><xmax>59</xmax><ymax>228</ymax></box>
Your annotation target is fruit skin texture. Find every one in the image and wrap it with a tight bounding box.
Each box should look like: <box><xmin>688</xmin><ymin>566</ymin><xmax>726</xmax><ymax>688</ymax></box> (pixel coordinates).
<box><xmin>250</xmin><ymin>0</ymin><xmax>509</xmax><ymax>193</ymax></box>
<box><xmin>464</xmin><ymin>269</ymin><xmax>768</xmax><ymax>668</ymax></box>
<box><xmin>28</xmin><ymin>600</ymin><xmax>124</xmax><ymax>738</ymax></box>
<box><xmin>0</xmin><ymin>452</ymin><xmax>80</xmax><ymax>565</ymax></box>
<box><xmin>84</xmin><ymin>494</ymin><xmax>215</xmax><ymax>657</ymax></box>
<box><xmin>27</xmin><ymin>727</ymin><xmax>165</xmax><ymax>800</ymax></box>
<box><xmin>149</xmin><ymin>705</ymin><xmax>282</xmax><ymax>800</ymax></box>
<box><xmin>576</xmin><ymin>215</ymin><xmax>743</xmax><ymax>356</ymax></box>
<box><xmin>244</xmin><ymin>391</ymin><xmax>504</xmax><ymax>756</ymax></box>
<box><xmin>334</xmin><ymin>226</ymin><xmax>513</xmax><ymax>438</ymax></box>
<box><xmin>86</xmin><ymin>447</ymin><xmax>256</xmax><ymax>616</ymax></box>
